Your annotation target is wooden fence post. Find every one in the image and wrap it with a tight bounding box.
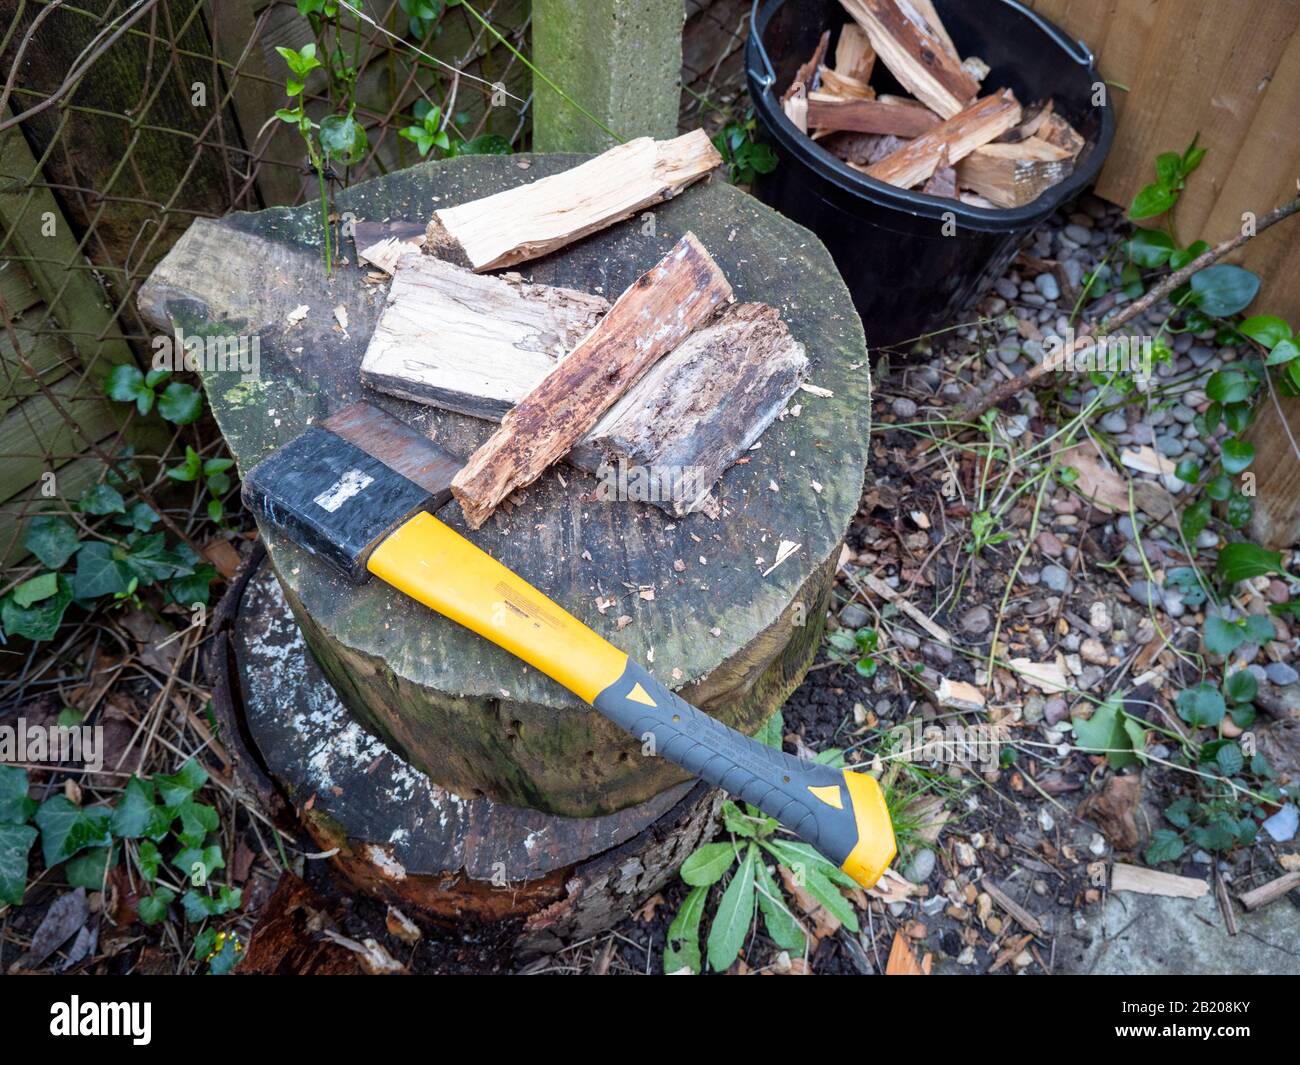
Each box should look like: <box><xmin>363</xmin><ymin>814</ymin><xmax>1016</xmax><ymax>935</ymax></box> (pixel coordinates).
<box><xmin>532</xmin><ymin>0</ymin><xmax>683</xmax><ymax>152</ymax></box>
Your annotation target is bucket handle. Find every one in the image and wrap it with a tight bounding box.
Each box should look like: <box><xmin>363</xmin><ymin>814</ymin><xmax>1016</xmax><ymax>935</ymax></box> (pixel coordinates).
<box><xmin>749</xmin><ymin>0</ymin><xmax>776</xmax><ymax>93</ymax></box>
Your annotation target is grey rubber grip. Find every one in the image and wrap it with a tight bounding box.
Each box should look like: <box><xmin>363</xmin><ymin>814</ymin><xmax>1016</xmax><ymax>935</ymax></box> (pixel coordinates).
<box><xmin>593</xmin><ymin>660</ymin><xmax>862</xmax><ymax>867</ymax></box>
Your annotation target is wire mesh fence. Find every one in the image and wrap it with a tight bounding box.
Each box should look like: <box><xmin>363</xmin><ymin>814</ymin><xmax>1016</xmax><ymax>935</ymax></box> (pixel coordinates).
<box><xmin>679</xmin><ymin>0</ymin><xmax>750</xmax><ymax>135</ymax></box>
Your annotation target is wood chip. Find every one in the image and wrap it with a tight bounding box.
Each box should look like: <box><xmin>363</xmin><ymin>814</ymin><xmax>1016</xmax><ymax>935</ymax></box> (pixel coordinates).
<box><xmin>1111</xmin><ymin>863</ymin><xmax>1209</xmax><ymax>899</ymax></box>
<box><xmin>864</xmin><ymin>572</ymin><xmax>952</xmax><ymax>644</ymax></box>
<box><xmin>982</xmin><ymin>879</ymin><xmax>1043</xmax><ymax>936</ymax></box>
<box><xmin>937</xmin><ymin>676</ymin><xmax>986</xmax><ymax>711</ymax></box>
<box><xmin>1237</xmin><ymin>870</ymin><xmax>1300</xmax><ymax>911</ymax></box>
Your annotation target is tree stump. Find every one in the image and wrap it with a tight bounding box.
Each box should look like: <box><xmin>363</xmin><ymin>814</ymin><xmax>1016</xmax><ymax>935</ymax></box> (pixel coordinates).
<box><xmin>139</xmin><ymin>153</ymin><xmax>872</xmax><ymax>820</ymax></box>
<box><xmin>209</xmin><ymin>547</ymin><xmax>720</xmax><ymax>953</ymax></box>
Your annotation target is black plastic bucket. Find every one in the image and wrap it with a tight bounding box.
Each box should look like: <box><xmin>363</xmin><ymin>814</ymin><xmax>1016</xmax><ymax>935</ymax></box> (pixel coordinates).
<box><xmin>746</xmin><ymin>0</ymin><xmax>1115</xmax><ymax>349</ymax></box>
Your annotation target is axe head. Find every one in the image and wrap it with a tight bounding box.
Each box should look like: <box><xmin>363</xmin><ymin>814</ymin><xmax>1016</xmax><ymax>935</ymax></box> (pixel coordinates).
<box><xmin>242</xmin><ymin>402</ymin><xmax>461</xmax><ymax>582</ymax></box>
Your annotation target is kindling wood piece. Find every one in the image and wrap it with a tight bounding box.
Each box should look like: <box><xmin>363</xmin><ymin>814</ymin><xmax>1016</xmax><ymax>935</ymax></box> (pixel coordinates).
<box><xmin>903</xmin><ymin>0</ymin><xmax>958</xmax><ymax>59</ymax></box>
<box><xmin>865</xmin><ymin>89</ymin><xmax>1021</xmax><ymax>189</ymax></box>
<box><xmin>359</xmin><ymin>253</ymin><xmax>609</xmax><ymax>418</ymax></box>
<box><xmin>839</xmin><ymin>0</ymin><xmax>978</xmax><ymax>118</ymax></box>
<box><xmin>450</xmin><ymin>232</ymin><xmax>734</xmax><ymax>528</ymax></box>
<box><xmin>835</xmin><ymin>22</ymin><xmax>876</xmax><ymax>82</ymax></box>
<box><xmin>784</xmin><ymin>30</ymin><xmax>831</xmax><ymax>102</ymax></box>
<box><xmin>955</xmin><ymin>137</ymin><xmax>1075</xmax><ymax>207</ymax></box>
<box><xmin>569</xmin><ymin>302</ymin><xmax>808</xmax><ymax>517</ymax></box>
<box><xmin>806</xmin><ymin>96</ymin><xmax>940</xmax><ymax>137</ymax></box>
<box><xmin>422</xmin><ymin>131</ymin><xmax>721</xmax><ymax>272</ymax></box>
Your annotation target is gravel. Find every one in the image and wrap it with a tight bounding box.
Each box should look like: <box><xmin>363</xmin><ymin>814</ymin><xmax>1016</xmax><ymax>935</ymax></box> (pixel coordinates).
<box><xmin>1041</xmin><ymin>564</ymin><xmax>1071</xmax><ymax>592</ymax></box>
<box><xmin>1266</xmin><ymin>662</ymin><xmax>1299</xmax><ymax>686</ymax></box>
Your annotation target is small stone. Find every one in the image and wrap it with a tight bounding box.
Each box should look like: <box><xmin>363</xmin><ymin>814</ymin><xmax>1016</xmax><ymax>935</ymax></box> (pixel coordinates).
<box><xmin>1262</xmin><ymin>804</ymin><xmax>1298</xmax><ymax>843</ymax></box>
<box><xmin>1041</xmin><ymin>564</ymin><xmax>1070</xmax><ymax>592</ymax></box>
<box><xmin>1080</xmin><ymin>638</ymin><xmax>1108</xmax><ymax>665</ymax></box>
<box><xmin>1037</xmin><ymin>530</ymin><xmax>1064</xmax><ymax>557</ymax></box>
<box><xmin>1156</xmin><ymin>435</ymin><xmax>1185</xmax><ymax>458</ymax></box>
<box><xmin>995</xmin><ymin>278</ymin><xmax>1018</xmax><ymax>301</ymax></box>
<box><xmin>1035</xmin><ymin>273</ymin><xmax>1060</xmax><ymax>301</ymax></box>
<box><xmin>1089</xmin><ymin>601</ymin><xmax>1112</xmax><ymax>634</ymax></box>
<box><xmin>960</xmin><ymin>605</ymin><xmax>992</xmax><ymax>636</ymax></box>
<box><xmin>1023</xmin><ymin>694</ymin><xmax>1045</xmax><ymax>724</ymax></box>
<box><xmin>1266</xmin><ymin>662</ymin><xmax>1299</xmax><ymax>686</ymax></box>
<box><xmin>1064</xmin><ymin>223</ymin><xmax>1092</xmax><ymax>246</ymax></box>
<box><xmin>1100</xmin><ymin>410</ymin><xmax>1127</xmax><ymax>434</ymax></box>
<box><xmin>1188</xmin><ymin>344</ymin><xmax>1215</xmax><ymax>368</ymax></box>
<box><xmin>839</xmin><ymin>603</ymin><xmax>870</xmax><ymax>629</ymax></box>
<box><xmin>1266</xmin><ymin>580</ymin><xmax>1291</xmax><ymax>605</ymax></box>
<box><xmin>1044</xmin><ymin>697</ymin><xmax>1069</xmax><ymax>725</ymax></box>
<box><xmin>1128</xmin><ymin>580</ymin><xmax>1157</xmax><ymax>608</ymax></box>
<box><xmin>891</xmin><ymin>396</ymin><xmax>918</xmax><ymax>419</ymax></box>
<box><xmin>923</xmin><ymin>641</ymin><xmax>954</xmax><ymax>667</ymax></box>
<box><xmin>902</xmin><ymin>848</ymin><xmax>936</xmax><ymax>883</ymax></box>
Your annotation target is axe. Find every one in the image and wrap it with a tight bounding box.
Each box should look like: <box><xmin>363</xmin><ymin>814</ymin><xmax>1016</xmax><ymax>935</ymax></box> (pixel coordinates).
<box><xmin>243</xmin><ymin>402</ymin><xmax>895</xmax><ymax>887</ymax></box>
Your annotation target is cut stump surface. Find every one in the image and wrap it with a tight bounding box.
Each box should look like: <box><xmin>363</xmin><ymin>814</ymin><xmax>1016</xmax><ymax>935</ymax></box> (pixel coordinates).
<box><xmin>139</xmin><ymin>153</ymin><xmax>871</xmax><ymax>817</ymax></box>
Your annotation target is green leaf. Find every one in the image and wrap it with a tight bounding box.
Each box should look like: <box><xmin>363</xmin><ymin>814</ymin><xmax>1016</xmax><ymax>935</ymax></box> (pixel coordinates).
<box><xmin>802</xmin><ymin>864</ymin><xmax>860</xmax><ymax>932</ymax></box>
<box><xmin>1215</xmin><ymin>741</ymin><xmax>1244</xmax><ymax>778</ymax></box>
<box><xmin>1239</xmin><ymin>315</ymin><xmax>1293</xmax><ymax>349</ymax></box>
<box><xmin>155</xmin><ymin>757</ymin><xmax>209</xmax><ymax>807</ymax></box>
<box><xmin>1203</xmin><ymin>615</ymin><xmax>1244</xmax><ymax>656</ymax></box>
<box><xmin>73</xmin><ymin>541</ymin><xmax>129</xmax><ymax>599</ymax></box>
<box><xmin>1266</xmin><ymin>337</ymin><xmax>1300</xmax><ymax>366</ymax></box>
<box><xmin>173</xmin><ymin>844</ymin><xmax>224</xmax><ymax>885</ymax></box>
<box><xmin>34</xmin><ymin>796</ymin><xmax>111</xmax><ymax>866</ymax></box>
<box><xmin>110</xmin><ymin>776</ymin><xmax>157</xmax><ymax>838</ymax></box>
<box><xmin>0</xmin><ymin>823</ymin><xmax>37</xmax><ymax>905</ymax></box>
<box><xmin>24</xmin><ymin>515</ymin><xmax>79</xmax><ymax>569</ymax></box>
<box><xmin>0</xmin><ymin>766</ymin><xmax>36</xmax><ymax>825</ymax></box>
<box><xmin>105</xmin><ymin>364</ymin><xmax>146</xmax><ymax>403</ymax></box>
<box><xmin>138</xmin><ymin>887</ymin><xmax>175</xmax><ymax>926</ymax></box>
<box><xmin>1180</xmin><ymin>497</ymin><xmax>1211</xmax><ymax>544</ymax></box>
<box><xmin>1126</xmin><ymin>228</ymin><xmax>1175</xmax><ymax>268</ymax></box>
<box><xmin>1072</xmin><ymin>695</ymin><xmax>1140</xmax><ymax>768</ymax></box>
<box><xmin>176</xmin><ymin>801</ymin><xmax>219</xmax><ymax>848</ymax></box>
<box><xmin>753</xmin><ymin>854</ymin><xmax>805</xmax><ymax>952</ymax></box>
<box><xmin>79</xmin><ymin>483</ymin><xmax>125</xmax><ymax>515</ymax></box>
<box><xmin>1205</xmin><ymin>369</ymin><xmax>1254</xmax><ymax>405</ymax></box>
<box><xmin>706</xmin><ymin>845</ymin><xmax>756</xmax><ymax>972</ymax></box>
<box><xmin>1</xmin><ymin>573</ymin><xmax>72</xmax><ymax>641</ymax></box>
<box><xmin>1224</xmin><ymin>669</ymin><xmax>1257</xmax><ymax>706</ymax></box>
<box><xmin>137</xmin><ymin>839</ymin><xmax>161</xmax><ymax>883</ymax></box>
<box><xmin>1189</xmin><ymin>264</ymin><xmax>1260</xmax><ymax>317</ymax></box>
<box><xmin>1205</xmin><ymin>473</ymin><xmax>1232</xmax><ymax>501</ymax></box>
<box><xmin>167</xmin><ymin>446</ymin><xmax>202</xmax><ymax>483</ymax></box>
<box><xmin>721</xmin><ymin>800</ymin><xmax>760</xmax><ymax>839</ymax></box>
<box><xmin>1220</xmin><ymin>437</ymin><xmax>1255</xmax><ymax>475</ymax></box>
<box><xmin>207</xmin><ymin>931</ymin><xmax>242</xmax><ymax>975</ymax></box>
<box><xmin>761</xmin><ymin>838</ymin><xmax>859</xmax><ymax>890</ymax></box>
<box><xmin>1144</xmin><ymin>828</ymin><xmax>1185</xmax><ymax>865</ymax></box>
<box><xmin>1176</xmin><ymin>682</ymin><xmax>1226</xmax><ymax>728</ymax></box>
<box><xmin>1169</xmin><ymin>240</ymin><xmax>1209</xmax><ymax>271</ymax></box>
<box><xmin>1216</xmin><ymin>542</ymin><xmax>1282</xmax><ymax>585</ymax></box>
<box><xmin>203</xmin><ymin>457</ymin><xmax>234</xmax><ymax>477</ymax></box>
<box><xmin>1174</xmin><ymin>457</ymin><xmax>1200</xmax><ymax>484</ymax></box>
<box><xmin>461</xmin><ymin>133</ymin><xmax>512</xmax><ymax>155</ymax></box>
<box><xmin>122</xmin><ymin>533</ymin><xmax>191</xmax><ymax>584</ymax></box>
<box><xmin>157</xmin><ymin>381</ymin><xmax>203</xmax><ymax>424</ymax></box>
<box><xmin>1242</xmin><ymin>614</ymin><xmax>1275</xmax><ymax>645</ymax></box>
<box><xmin>663</xmin><ymin>884</ymin><xmax>707</xmax><ymax>974</ymax></box>
<box><xmin>167</xmin><ymin>563</ymin><xmax>217</xmax><ymax>608</ymax></box>
<box><xmin>1164</xmin><ymin>797</ymin><xmax>1194</xmax><ymax>829</ymax></box>
<box><xmin>1130</xmin><ymin>183</ymin><xmax>1177</xmax><ymax>220</ymax></box>
<box><xmin>1225</xmin><ymin>493</ymin><xmax>1253</xmax><ymax>529</ymax></box>
<box><xmin>753</xmin><ymin>708</ymin><xmax>784</xmax><ymax>751</ymax></box>
<box><xmin>65</xmin><ymin>844</ymin><xmax>115</xmax><ymax>889</ymax></box>
<box><xmin>319</xmin><ymin>113</ymin><xmax>369</xmax><ymax>164</ymax></box>
<box><xmin>12</xmin><ymin>572</ymin><xmax>58</xmax><ymax>608</ymax></box>
<box><xmin>181</xmin><ymin>884</ymin><xmax>241</xmax><ymax>923</ymax></box>
<box><xmin>117</xmin><ymin>501</ymin><xmax>159</xmax><ymax>532</ymax></box>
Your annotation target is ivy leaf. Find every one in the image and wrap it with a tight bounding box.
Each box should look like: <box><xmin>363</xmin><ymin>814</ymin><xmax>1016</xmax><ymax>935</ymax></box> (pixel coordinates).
<box><xmin>1189</xmin><ymin>264</ymin><xmax>1260</xmax><ymax>317</ymax></box>
<box><xmin>181</xmin><ymin>885</ymin><xmax>242</xmax><ymax>923</ymax></box>
<box><xmin>1176</xmin><ymin>682</ymin><xmax>1226</xmax><ymax>728</ymax></box>
<box><xmin>173</xmin><ymin>844</ymin><xmax>224</xmax><ymax>885</ymax></box>
<box><xmin>34</xmin><ymin>796</ymin><xmax>111</xmax><ymax>866</ymax></box>
<box><xmin>0</xmin><ymin>765</ymin><xmax>36</xmax><ymax>825</ymax></box>
<box><xmin>138</xmin><ymin>887</ymin><xmax>175</xmax><ymax>926</ymax></box>
<box><xmin>705</xmin><ymin>844</ymin><xmax>756</xmax><ymax>972</ymax></box>
<box><xmin>110</xmin><ymin>776</ymin><xmax>157</xmax><ymax>838</ymax></box>
<box><xmin>137</xmin><ymin>839</ymin><xmax>161</xmax><ymax>883</ymax></box>
<box><xmin>167</xmin><ymin>563</ymin><xmax>217</xmax><ymax>608</ymax></box>
<box><xmin>176</xmin><ymin>801</ymin><xmax>220</xmax><ymax>848</ymax></box>
<box><xmin>1219</xmin><ymin>438</ymin><xmax>1255</xmax><ymax>475</ymax></box>
<box><xmin>663</xmin><ymin>884</ymin><xmax>707</xmax><ymax>974</ymax></box>
<box><xmin>157</xmin><ymin>381</ymin><xmax>203</xmax><ymax>424</ymax></box>
<box><xmin>79</xmin><ymin>483</ymin><xmax>125</xmax><ymax>515</ymax></box>
<box><xmin>753</xmin><ymin>854</ymin><xmax>805</xmax><ymax>951</ymax></box>
<box><xmin>1</xmin><ymin>573</ymin><xmax>72</xmax><ymax>641</ymax></box>
<box><xmin>155</xmin><ymin>757</ymin><xmax>209</xmax><ymax>807</ymax></box>
<box><xmin>24</xmin><ymin>515</ymin><xmax>79</xmax><ymax>569</ymax></box>
<box><xmin>1144</xmin><ymin>828</ymin><xmax>1185</xmax><ymax>865</ymax></box>
<box><xmin>65</xmin><ymin>844</ymin><xmax>116</xmax><ymax>889</ymax></box>
<box><xmin>1216</xmin><ymin>543</ymin><xmax>1282</xmax><ymax>585</ymax></box>
<box><xmin>1203</xmin><ymin>615</ymin><xmax>1244</xmax><ymax>656</ymax></box>
<box><xmin>73</xmin><ymin>541</ymin><xmax>129</xmax><ymax>599</ymax></box>
<box><xmin>13</xmin><ymin>572</ymin><xmax>58</xmax><ymax>608</ymax></box>
<box><xmin>0</xmin><ymin>824</ymin><xmax>37</xmax><ymax>905</ymax></box>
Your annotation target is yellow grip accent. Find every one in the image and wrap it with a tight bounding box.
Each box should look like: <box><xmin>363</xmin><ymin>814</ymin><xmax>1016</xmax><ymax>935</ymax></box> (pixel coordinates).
<box><xmin>840</xmin><ymin>771</ymin><xmax>896</xmax><ymax>889</ymax></box>
<box><xmin>367</xmin><ymin>512</ymin><xmax>628</xmax><ymax>703</ymax></box>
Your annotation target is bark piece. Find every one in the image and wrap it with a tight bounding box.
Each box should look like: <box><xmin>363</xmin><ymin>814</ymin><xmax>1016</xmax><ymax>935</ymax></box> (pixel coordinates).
<box><xmin>784</xmin><ymin>30</ymin><xmax>831</xmax><ymax>101</ymax></box>
<box><xmin>1039</xmin><ymin>110</ymin><xmax>1086</xmax><ymax>159</ymax></box>
<box><xmin>451</xmin><ymin>232</ymin><xmax>734</xmax><ymax>528</ymax></box>
<box><xmin>423</xmin><ymin>132</ymin><xmax>721</xmax><ymax>272</ymax></box>
<box><xmin>569</xmin><ymin>303</ymin><xmax>809</xmax><ymax>517</ymax></box>
<box><xmin>815</xmin><ymin>68</ymin><xmax>875</xmax><ymax>101</ymax></box>
<box><xmin>829</xmin><ymin>132</ymin><xmax>911</xmax><ymax>166</ymax></box>
<box><xmin>865</xmin><ymin>89</ymin><xmax>1021</xmax><ymax>189</ymax></box>
<box><xmin>955</xmin><ymin>137</ymin><xmax>1074</xmax><ymax>207</ymax></box>
<box><xmin>1111</xmin><ymin>863</ymin><xmax>1209</xmax><ymax>899</ymax></box>
<box><xmin>840</xmin><ymin>0</ymin><xmax>978</xmax><ymax>118</ymax></box>
<box><xmin>359</xmin><ymin>255</ymin><xmax>609</xmax><ymax>419</ymax></box>
<box><xmin>1237</xmin><ymin>870</ymin><xmax>1300</xmax><ymax>911</ymax></box>
<box><xmin>807</xmin><ymin>97</ymin><xmax>941</xmax><ymax>137</ymax></box>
